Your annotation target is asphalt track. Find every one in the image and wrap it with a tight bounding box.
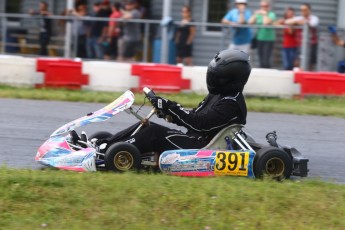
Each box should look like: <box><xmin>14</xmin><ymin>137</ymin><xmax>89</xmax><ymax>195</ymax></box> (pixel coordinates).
<box><xmin>1</xmin><ymin>98</ymin><xmax>345</xmax><ymax>183</ymax></box>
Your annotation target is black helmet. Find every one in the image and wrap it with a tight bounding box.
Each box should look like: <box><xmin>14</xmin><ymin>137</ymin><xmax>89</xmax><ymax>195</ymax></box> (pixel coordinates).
<box><xmin>206</xmin><ymin>49</ymin><xmax>251</xmax><ymax>94</ymax></box>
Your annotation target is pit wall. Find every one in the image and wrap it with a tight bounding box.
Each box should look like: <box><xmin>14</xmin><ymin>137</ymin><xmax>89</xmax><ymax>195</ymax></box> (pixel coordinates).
<box><xmin>1</xmin><ymin>55</ymin><xmax>344</xmax><ymax>97</ymax></box>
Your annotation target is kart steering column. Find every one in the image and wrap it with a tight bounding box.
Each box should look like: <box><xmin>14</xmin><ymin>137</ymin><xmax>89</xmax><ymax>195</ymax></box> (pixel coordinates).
<box><xmin>131</xmin><ymin>108</ymin><xmax>156</xmax><ymax>136</ymax></box>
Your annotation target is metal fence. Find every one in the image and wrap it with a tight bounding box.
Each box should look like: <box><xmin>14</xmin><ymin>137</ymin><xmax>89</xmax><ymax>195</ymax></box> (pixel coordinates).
<box><xmin>0</xmin><ymin>13</ymin><xmax>312</xmax><ymax>70</ymax></box>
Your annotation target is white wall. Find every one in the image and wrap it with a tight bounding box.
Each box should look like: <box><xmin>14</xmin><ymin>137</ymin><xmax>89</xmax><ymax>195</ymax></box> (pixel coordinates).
<box><xmin>0</xmin><ymin>55</ymin><xmax>41</xmax><ymax>86</ymax></box>
<box><xmin>82</xmin><ymin>61</ymin><xmax>138</xmax><ymax>92</ymax></box>
<box><xmin>244</xmin><ymin>68</ymin><xmax>300</xmax><ymax>97</ymax></box>
<box><xmin>182</xmin><ymin>66</ymin><xmax>300</xmax><ymax>97</ymax></box>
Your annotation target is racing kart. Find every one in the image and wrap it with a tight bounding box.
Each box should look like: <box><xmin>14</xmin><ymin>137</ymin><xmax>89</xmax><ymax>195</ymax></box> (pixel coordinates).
<box><xmin>35</xmin><ymin>88</ymin><xmax>309</xmax><ymax>179</ymax></box>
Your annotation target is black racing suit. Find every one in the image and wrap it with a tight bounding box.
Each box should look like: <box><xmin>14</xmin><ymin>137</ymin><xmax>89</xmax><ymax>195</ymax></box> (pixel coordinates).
<box><xmin>104</xmin><ymin>92</ymin><xmax>247</xmax><ymax>154</ymax></box>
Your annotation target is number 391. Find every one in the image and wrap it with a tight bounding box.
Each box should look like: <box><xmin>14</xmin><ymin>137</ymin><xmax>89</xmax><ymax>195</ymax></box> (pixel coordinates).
<box><xmin>216</xmin><ymin>152</ymin><xmax>247</xmax><ymax>171</ymax></box>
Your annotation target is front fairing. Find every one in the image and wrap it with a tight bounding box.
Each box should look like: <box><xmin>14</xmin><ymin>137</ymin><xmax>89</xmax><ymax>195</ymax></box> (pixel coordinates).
<box><xmin>36</xmin><ymin>90</ymin><xmax>136</xmax><ymax>171</ymax></box>
<box><xmin>51</xmin><ymin>90</ymin><xmax>135</xmax><ymax>137</ymax></box>
<box><xmin>36</xmin><ymin>135</ymin><xmax>97</xmax><ymax>172</ymax></box>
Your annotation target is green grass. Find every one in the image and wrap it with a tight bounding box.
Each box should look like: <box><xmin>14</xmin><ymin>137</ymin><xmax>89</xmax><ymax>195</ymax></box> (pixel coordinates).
<box><xmin>2</xmin><ymin>86</ymin><xmax>345</xmax><ymax>229</ymax></box>
<box><xmin>1</xmin><ymin>85</ymin><xmax>345</xmax><ymax>118</ymax></box>
<box><xmin>0</xmin><ymin>167</ymin><xmax>344</xmax><ymax>230</ymax></box>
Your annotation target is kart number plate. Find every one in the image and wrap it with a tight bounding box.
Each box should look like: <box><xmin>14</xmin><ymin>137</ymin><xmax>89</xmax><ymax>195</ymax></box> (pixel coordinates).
<box><xmin>214</xmin><ymin>151</ymin><xmax>249</xmax><ymax>176</ymax></box>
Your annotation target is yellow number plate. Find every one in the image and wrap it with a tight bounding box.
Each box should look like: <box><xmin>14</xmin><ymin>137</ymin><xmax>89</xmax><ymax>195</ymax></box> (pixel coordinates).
<box><xmin>214</xmin><ymin>151</ymin><xmax>249</xmax><ymax>176</ymax></box>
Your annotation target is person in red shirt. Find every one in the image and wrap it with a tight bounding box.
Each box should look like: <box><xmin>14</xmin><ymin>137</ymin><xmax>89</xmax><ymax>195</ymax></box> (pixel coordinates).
<box><xmin>285</xmin><ymin>3</ymin><xmax>320</xmax><ymax>71</ymax></box>
<box><xmin>276</xmin><ymin>7</ymin><xmax>299</xmax><ymax>70</ymax></box>
<box><xmin>104</xmin><ymin>2</ymin><xmax>122</xmax><ymax>60</ymax></box>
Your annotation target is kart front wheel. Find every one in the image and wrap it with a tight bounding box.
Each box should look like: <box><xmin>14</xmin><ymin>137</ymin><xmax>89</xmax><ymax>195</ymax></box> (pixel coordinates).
<box><xmin>254</xmin><ymin>147</ymin><xmax>292</xmax><ymax>180</ymax></box>
<box><xmin>104</xmin><ymin>142</ymin><xmax>141</xmax><ymax>172</ymax></box>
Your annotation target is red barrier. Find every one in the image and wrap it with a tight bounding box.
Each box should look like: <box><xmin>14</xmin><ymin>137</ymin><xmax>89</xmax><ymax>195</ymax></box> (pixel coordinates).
<box><xmin>131</xmin><ymin>64</ymin><xmax>190</xmax><ymax>93</ymax></box>
<box><xmin>36</xmin><ymin>58</ymin><xmax>74</xmax><ymax>72</ymax></box>
<box><xmin>294</xmin><ymin>71</ymin><xmax>345</xmax><ymax>96</ymax></box>
<box><xmin>36</xmin><ymin>59</ymin><xmax>89</xmax><ymax>89</ymax></box>
<box><xmin>44</xmin><ymin>62</ymin><xmax>88</xmax><ymax>89</ymax></box>
<box><xmin>131</xmin><ymin>63</ymin><xmax>173</xmax><ymax>76</ymax></box>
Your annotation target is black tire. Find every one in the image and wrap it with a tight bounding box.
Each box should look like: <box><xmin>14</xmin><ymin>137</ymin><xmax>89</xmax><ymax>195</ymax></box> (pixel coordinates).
<box><xmin>89</xmin><ymin>131</ymin><xmax>113</xmax><ymax>140</ymax></box>
<box><xmin>254</xmin><ymin>147</ymin><xmax>292</xmax><ymax>180</ymax></box>
<box><xmin>104</xmin><ymin>142</ymin><xmax>141</xmax><ymax>172</ymax></box>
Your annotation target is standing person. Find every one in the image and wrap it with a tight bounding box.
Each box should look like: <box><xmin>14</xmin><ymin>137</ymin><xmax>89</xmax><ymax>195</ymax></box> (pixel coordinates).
<box><xmin>285</xmin><ymin>3</ymin><xmax>319</xmax><ymax>71</ymax></box>
<box><xmin>276</xmin><ymin>7</ymin><xmax>299</xmax><ymax>70</ymax></box>
<box><xmin>328</xmin><ymin>25</ymin><xmax>345</xmax><ymax>73</ymax></box>
<box><xmin>249</xmin><ymin>0</ymin><xmax>276</xmax><ymax>68</ymax></box>
<box><xmin>87</xmin><ymin>2</ymin><xmax>108</xmax><ymax>59</ymax></box>
<box><xmin>121</xmin><ymin>0</ymin><xmax>141</xmax><ymax>62</ymax></box>
<box><xmin>29</xmin><ymin>1</ymin><xmax>52</xmax><ymax>56</ymax></box>
<box><xmin>175</xmin><ymin>5</ymin><xmax>196</xmax><ymax>66</ymax></box>
<box><xmin>71</xmin><ymin>4</ymin><xmax>88</xmax><ymax>58</ymax></box>
<box><xmin>221</xmin><ymin>0</ymin><xmax>252</xmax><ymax>53</ymax></box>
<box><xmin>104</xmin><ymin>2</ymin><xmax>122</xmax><ymax>60</ymax></box>
<box><xmin>100</xmin><ymin>0</ymin><xmax>112</xmax><ymax>17</ymax></box>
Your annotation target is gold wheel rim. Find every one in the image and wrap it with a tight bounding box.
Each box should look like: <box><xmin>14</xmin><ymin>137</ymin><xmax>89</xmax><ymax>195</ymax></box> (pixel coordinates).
<box><xmin>265</xmin><ymin>157</ymin><xmax>285</xmax><ymax>177</ymax></box>
<box><xmin>114</xmin><ymin>151</ymin><xmax>134</xmax><ymax>171</ymax></box>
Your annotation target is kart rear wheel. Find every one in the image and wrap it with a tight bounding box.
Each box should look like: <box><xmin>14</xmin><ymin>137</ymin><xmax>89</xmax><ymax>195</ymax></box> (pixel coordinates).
<box><xmin>89</xmin><ymin>131</ymin><xmax>113</xmax><ymax>140</ymax></box>
<box><xmin>254</xmin><ymin>147</ymin><xmax>292</xmax><ymax>180</ymax></box>
<box><xmin>104</xmin><ymin>142</ymin><xmax>141</xmax><ymax>172</ymax></box>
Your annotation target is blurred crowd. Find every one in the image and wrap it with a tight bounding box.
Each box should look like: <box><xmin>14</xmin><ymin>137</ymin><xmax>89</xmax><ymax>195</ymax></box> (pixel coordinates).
<box><xmin>28</xmin><ymin>0</ymin><xmax>344</xmax><ymax>71</ymax></box>
<box><xmin>69</xmin><ymin>0</ymin><xmax>147</xmax><ymax>62</ymax></box>
<box><xmin>222</xmin><ymin>0</ymin><xmax>321</xmax><ymax>71</ymax></box>
<box><xmin>30</xmin><ymin>0</ymin><xmax>149</xmax><ymax>62</ymax></box>
<box><xmin>29</xmin><ymin>0</ymin><xmax>197</xmax><ymax>65</ymax></box>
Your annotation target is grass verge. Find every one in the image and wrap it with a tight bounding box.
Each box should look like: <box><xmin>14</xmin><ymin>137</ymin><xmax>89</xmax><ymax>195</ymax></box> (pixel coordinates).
<box><xmin>0</xmin><ymin>167</ymin><xmax>344</xmax><ymax>230</ymax></box>
<box><xmin>1</xmin><ymin>85</ymin><xmax>345</xmax><ymax>118</ymax></box>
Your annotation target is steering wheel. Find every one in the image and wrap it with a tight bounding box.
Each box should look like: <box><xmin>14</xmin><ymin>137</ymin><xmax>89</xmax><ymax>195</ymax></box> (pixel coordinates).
<box><xmin>143</xmin><ymin>87</ymin><xmax>173</xmax><ymax>122</ymax></box>
<box><xmin>143</xmin><ymin>87</ymin><xmax>156</xmax><ymax>101</ymax></box>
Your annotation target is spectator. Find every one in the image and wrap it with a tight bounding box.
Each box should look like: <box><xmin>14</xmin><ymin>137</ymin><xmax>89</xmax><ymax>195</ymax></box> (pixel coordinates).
<box><xmin>29</xmin><ymin>1</ymin><xmax>52</xmax><ymax>56</ymax></box>
<box><xmin>136</xmin><ymin>0</ymin><xmax>149</xmax><ymax>19</ymax></box>
<box><xmin>276</xmin><ymin>7</ymin><xmax>299</xmax><ymax>70</ymax></box>
<box><xmin>75</xmin><ymin>0</ymin><xmax>87</xmax><ymax>9</ymax></box>
<box><xmin>71</xmin><ymin>4</ymin><xmax>88</xmax><ymax>58</ymax></box>
<box><xmin>221</xmin><ymin>0</ymin><xmax>252</xmax><ymax>53</ymax></box>
<box><xmin>285</xmin><ymin>3</ymin><xmax>319</xmax><ymax>71</ymax></box>
<box><xmin>175</xmin><ymin>5</ymin><xmax>196</xmax><ymax>66</ymax></box>
<box><xmin>87</xmin><ymin>2</ymin><xmax>108</xmax><ymax>59</ymax></box>
<box><xmin>100</xmin><ymin>0</ymin><xmax>112</xmax><ymax>17</ymax></box>
<box><xmin>249</xmin><ymin>0</ymin><xmax>276</xmax><ymax>68</ymax></box>
<box><xmin>104</xmin><ymin>2</ymin><xmax>122</xmax><ymax>60</ymax></box>
<box><xmin>116</xmin><ymin>2</ymin><xmax>126</xmax><ymax>61</ymax></box>
<box><xmin>121</xmin><ymin>0</ymin><xmax>142</xmax><ymax>62</ymax></box>
<box><xmin>328</xmin><ymin>25</ymin><xmax>345</xmax><ymax>73</ymax></box>
<box><xmin>99</xmin><ymin>0</ymin><xmax>112</xmax><ymax>60</ymax></box>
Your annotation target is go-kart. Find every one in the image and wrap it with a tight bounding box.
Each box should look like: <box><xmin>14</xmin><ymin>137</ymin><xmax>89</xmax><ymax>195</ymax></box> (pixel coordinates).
<box><xmin>35</xmin><ymin>88</ymin><xmax>309</xmax><ymax>179</ymax></box>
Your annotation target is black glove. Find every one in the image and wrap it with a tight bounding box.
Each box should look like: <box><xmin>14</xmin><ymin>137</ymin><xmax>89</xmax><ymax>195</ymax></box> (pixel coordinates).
<box><xmin>149</xmin><ymin>96</ymin><xmax>172</xmax><ymax>111</ymax></box>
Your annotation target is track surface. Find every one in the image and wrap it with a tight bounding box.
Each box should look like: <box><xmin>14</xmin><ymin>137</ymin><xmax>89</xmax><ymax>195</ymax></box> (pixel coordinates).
<box><xmin>1</xmin><ymin>98</ymin><xmax>345</xmax><ymax>183</ymax></box>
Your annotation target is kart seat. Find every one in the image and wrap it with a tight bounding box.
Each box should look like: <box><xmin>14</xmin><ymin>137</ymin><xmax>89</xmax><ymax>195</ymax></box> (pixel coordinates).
<box><xmin>203</xmin><ymin>124</ymin><xmax>244</xmax><ymax>150</ymax></box>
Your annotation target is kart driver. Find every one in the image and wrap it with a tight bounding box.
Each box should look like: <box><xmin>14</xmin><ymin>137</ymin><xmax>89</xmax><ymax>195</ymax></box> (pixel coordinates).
<box><xmin>92</xmin><ymin>49</ymin><xmax>251</xmax><ymax>154</ymax></box>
